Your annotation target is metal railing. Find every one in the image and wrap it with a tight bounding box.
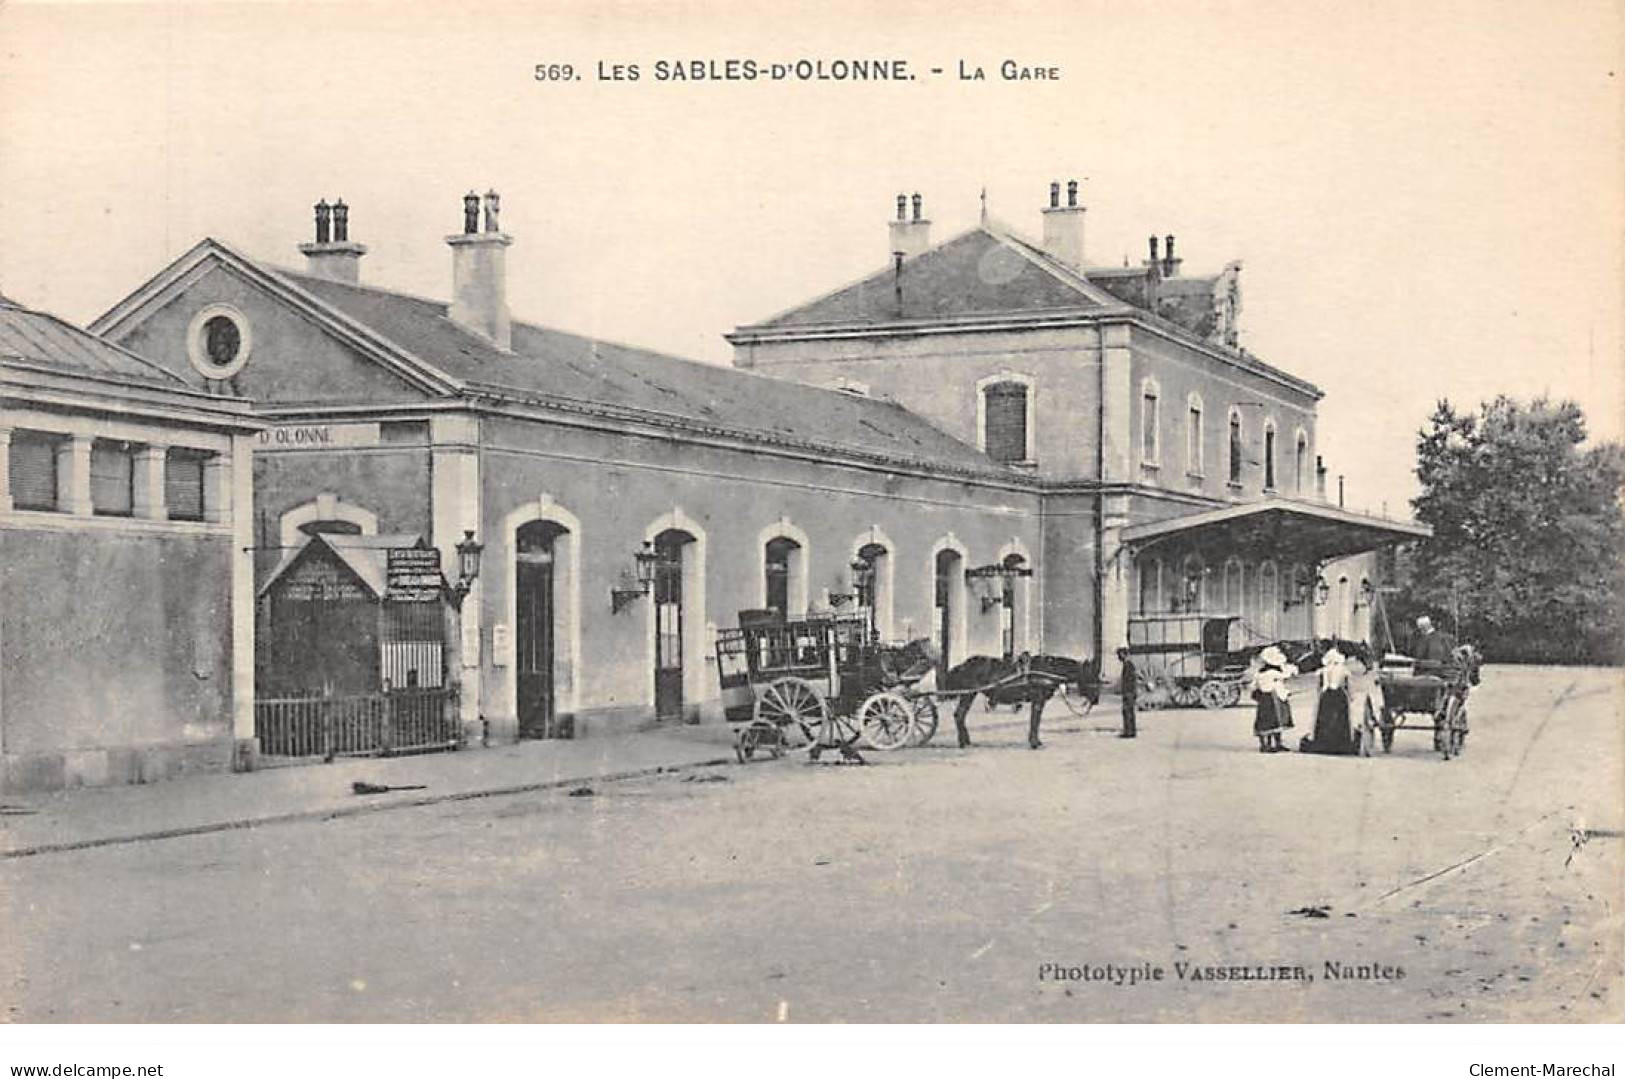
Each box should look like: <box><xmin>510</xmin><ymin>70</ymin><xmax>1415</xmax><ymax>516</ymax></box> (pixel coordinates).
<box><xmin>255</xmin><ymin>688</ymin><xmax>461</xmax><ymax>762</ymax></box>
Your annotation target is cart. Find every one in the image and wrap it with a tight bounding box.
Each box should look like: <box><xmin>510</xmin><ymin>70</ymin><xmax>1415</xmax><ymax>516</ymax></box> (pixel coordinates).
<box><xmin>1126</xmin><ymin>614</ymin><xmax>1253</xmax><ymax>709</ymax></box>
<box><xmin>1359</xmin><ymin>651</ymin><xmax>1478</xmax><ymax>760</ymax></box>
<box><xmin>714</xmin><ymin>611</ymin><xmax>925</xmax><ymax>762</ymax></box>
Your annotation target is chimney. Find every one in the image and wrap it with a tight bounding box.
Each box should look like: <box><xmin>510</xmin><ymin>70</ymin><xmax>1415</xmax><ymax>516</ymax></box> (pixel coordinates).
<box><xmin>298</xmin><ymin>197</ymin><xmax>368</xmax><ymax>284</ymax></box>
<box><xmin>1040</xmin><ymin>178</ymin><xmax>1086</xmax><ymax>269</ymax></box>
<box><xmin>1162</xmin><ymin>233</ymin><xmax>1181</xmax><ymax>277</ymax></box>
<box><xmin>887</xmin><ymin>191</ymin><xmax>932</xmax><ymax>259</ymax></box>
<box><xmin>445</xmin><ymin>189</ymin><xmax>513</xmax><ymax>350</ymax></box>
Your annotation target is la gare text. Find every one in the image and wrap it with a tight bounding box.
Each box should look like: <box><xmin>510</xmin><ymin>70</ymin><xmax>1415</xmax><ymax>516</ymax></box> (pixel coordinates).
<box><xmin>533</xmin><ymin>59</ymin><xmax>1061</xmax><ymax>83</ymax></box>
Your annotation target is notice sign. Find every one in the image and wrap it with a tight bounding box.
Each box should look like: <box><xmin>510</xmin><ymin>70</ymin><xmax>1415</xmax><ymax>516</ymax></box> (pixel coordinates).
<box><xmin>387</xmin><ymin>548</ymin><xmax>444</xmax><ymax>603</ymax></box>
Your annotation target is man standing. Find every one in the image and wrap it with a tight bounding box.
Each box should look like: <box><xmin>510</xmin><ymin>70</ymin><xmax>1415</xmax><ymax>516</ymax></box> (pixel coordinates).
<box><xmin>1116</xmin><ymin>646</ymin><xmax>1138</xmax><ymax>739</ymax></box>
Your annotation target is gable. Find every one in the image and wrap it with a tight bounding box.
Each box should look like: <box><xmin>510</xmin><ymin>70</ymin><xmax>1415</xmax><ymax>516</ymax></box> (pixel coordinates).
<box><xmin>98</xmin><ymin>255</ymin><xmax>443</xmax><ymax>406</ymax></box>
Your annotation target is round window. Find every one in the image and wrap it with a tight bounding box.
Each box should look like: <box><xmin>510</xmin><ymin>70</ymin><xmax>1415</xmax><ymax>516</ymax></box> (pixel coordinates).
<box><xmin>186</xmin><ymin>304</ymin><xmax>252</xmax><ymax>379</ymax></box>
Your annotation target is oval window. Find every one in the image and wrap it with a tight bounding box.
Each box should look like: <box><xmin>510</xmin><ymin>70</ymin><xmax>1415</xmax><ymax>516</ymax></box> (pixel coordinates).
<box><xmin>186</xmin><ymin>305</ymin><xmax>252</xmax><ymax>379</ymax></box>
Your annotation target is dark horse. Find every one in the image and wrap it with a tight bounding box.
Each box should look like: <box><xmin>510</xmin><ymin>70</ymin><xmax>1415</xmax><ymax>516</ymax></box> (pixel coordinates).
<box><xmin>942</xmin><ymin>654</ymin><xmax>1101</xmax><ymax>749</ymax></box>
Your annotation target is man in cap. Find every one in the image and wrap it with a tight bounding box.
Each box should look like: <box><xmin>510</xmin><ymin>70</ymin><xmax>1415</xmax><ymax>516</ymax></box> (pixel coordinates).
<box><xmin>1115</xmin><ymin>646</ymin><xmax>1138</xmax><ymax>738</ymax></box>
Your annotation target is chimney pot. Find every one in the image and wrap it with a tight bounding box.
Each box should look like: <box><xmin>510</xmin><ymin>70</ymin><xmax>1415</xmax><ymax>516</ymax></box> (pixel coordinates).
<box><xmin>1148</xmin><ymin>235</ymin><xmax>1159</xmax><ymax>262</ymax></box>
<box><xmin>447</xmin><ymin>189</ymin><xmax>514</xmax><ymax>350</ymax></box>
<box><xmin>300</xmin><ymin>198</ymin><xmax>366</xmax><ymax>283</ymax></box>
<box><xmin>1048</xmin><ymin>181</ymin><xmax>1060</xmax><ymax>209</ymax></box>
<box><xmin>887</xmin><ymin>191</ymin><xmax>931</xmax><ymax>258</ymax></box>
<box><xmin>1067</xmin><ymin>179</ymin><xmax>1078</xmax><ymax>208</ymax></box>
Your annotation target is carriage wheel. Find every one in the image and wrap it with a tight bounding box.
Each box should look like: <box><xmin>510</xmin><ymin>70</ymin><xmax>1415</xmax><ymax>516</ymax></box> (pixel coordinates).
<box><xmin>827</xmin><ymin>710</ymin><xmax>862</xmax><ymax>748</ymax></box>
<box><xmin>909</xmin><ymin>696</ymin><xmax>940</xmax><ymax>747</ymax></box>
<box><xmin>1359</xmin><ymin>698</ymin><xmax>1378</xmax><ymax>757</ymax></box>
<box><xmin>1440</xmin><ymin>697</ymin><xmax>1466</xmax><ymax>760</ymax></box>
<box><xmin>735</xmin><ymin>724</ymin><xmax>760</xmax><ymax>764</ymax></box>
<box><xmin>755</xmin><ymin>677</ymin><xmax>827</xmax><ymax>747</ymax></box>
<box><xmin>1199</xmin><ymin>680</ymin><xmax>1231</xmax><ymax>711</ymax></box>
<box><xmin>1171</xmin><ymin>683</ymin><xmax>1201</xmax><ymax>709</ymax></box>
<box><xmin>1224</xmin><ymin>682</ymin><xmax>1243</xmax><ymax>708</ymax></box>
<box><xmin>858</xmin><ymin>691</ymin><xmax>915</xmax><ymax>751</ymax></box>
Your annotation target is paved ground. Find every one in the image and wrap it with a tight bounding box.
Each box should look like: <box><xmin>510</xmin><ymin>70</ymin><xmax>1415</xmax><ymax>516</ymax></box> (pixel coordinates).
<box><xmin>2</xmin><ymin>665</ymin><xmax>1619</xmax><ymax>1022</ymax></box>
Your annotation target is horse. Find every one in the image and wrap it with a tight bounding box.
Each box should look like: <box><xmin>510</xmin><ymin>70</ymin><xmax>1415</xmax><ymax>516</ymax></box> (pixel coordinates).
<box><xmin>941</xmin><ymin>653</ymin><xmax>1100</xmax><ymax>750</ymax></box>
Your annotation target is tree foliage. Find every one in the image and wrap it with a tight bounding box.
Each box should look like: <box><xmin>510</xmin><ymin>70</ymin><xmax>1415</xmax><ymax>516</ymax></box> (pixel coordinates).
<box><xmin>1399</xmin><ymin>396</ymin><xmax>1624</xmax><ymax>663</ymax></box>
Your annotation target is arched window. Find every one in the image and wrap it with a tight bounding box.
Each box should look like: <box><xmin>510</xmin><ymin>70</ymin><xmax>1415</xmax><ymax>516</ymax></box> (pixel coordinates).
<box><xmin>1294</xmin><ymin>430</ymin><xmax>1309</xmax><ymax>493</ymax></box>
<box><xmin>1263</xmin><ymin>420</ymin><xmax>1277</xmax><ymax>491</ymax></box>
<box><xmin>1138</xmin><ymin>557</ymin><xmax>1161</xmax><ymax>614</ymax></box>
<box><xmin>978</xmin><ymin>374</ymin><xmax>1033</xmax><ymax>464</ymax></box>
<box><xmin>1186</xmin><ymin>393</ymin><xmax>1204</xmax><ymax>475</ymax></box>
<box><xmin>1260</xmin><ymin>561</ymin><xmax>1280</xmax><ymax>638</ymax></box>
<box><xmin>1227</xmin><ymin>409</ymin><xmax>1244</xmax><ymax>485</ymax></box>
<box><xmin>1223</xmin><ymin>558</ymin><xmax>1244</xmax><ymax>615</ymax></box>
<box><xmin>1140</xmin><ymin>377</ymin><xmax>1161</xmax><ymax>467</ymax></box>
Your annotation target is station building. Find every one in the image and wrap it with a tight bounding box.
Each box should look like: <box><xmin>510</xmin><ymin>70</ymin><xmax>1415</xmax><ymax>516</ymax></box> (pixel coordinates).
<box><xmin>87</xmin><ymin>183</ymin><xmax>1422</xmax><ymax>758</ymax></box>
<box><xmin>0</xmin><ymin>293</ymin><xmax>258</xmax><ymax>792</ymax></box>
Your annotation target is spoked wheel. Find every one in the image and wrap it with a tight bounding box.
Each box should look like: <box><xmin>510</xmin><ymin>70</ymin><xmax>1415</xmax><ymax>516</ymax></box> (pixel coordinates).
<box><xmin>1359</xmin><ymin>698</ymin><xmax>1378</xmax><ymax>757</ymax></box>
<box><xmin>1440</xmin><ymin>697</ymin><xmax>1467</xmax><ymax>760</ymax></box>
<box><xmin>754</xmin><ymin>677</ymin><xmax>828</xmax><ymax>748</ymax></box>
<box><xmin>1199</xmin><ymin>680</ymin><xmax>1232</xmax><ymax>710</ymax></box>
<box><xmin>858</xmin><ymin>691</ymin><xmax>915</xmax><ymax>751</ymax></box>
<box><xmin>1171</xmin><ymin>683</ymin><xmax>1202</xmax><ymax>709</ymax></box>
<box><xmin>909</xmin><ymin>696</ymin><xmax>940</xmax><ymax>746</ymax></box>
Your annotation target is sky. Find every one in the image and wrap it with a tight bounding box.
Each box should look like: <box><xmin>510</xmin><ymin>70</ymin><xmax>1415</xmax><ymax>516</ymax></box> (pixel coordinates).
<box><xmin>1</xmin><ymin>0</ymin><xmax>1619</xmax><ymax>515</ymax></box>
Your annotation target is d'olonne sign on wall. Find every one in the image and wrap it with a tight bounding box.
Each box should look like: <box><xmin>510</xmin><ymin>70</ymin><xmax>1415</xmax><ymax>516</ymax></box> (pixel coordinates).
<box><xmin>257</xmin><ymin>423</ymin><xmax>381</xmax><ymax>450</ymax></box>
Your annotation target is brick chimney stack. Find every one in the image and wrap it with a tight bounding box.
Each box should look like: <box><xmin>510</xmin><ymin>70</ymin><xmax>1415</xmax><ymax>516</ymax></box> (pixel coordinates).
<box><xmin>298</xmin><ymin>198</ymin><xmax>368</xmax><ymax>284</ymax></box>
<box><xmin>887</xmin><ymin>192</ymin><xmax>932</xmax><ymax>259</ymax></box>
<box><xmin>446</xmin><ymin>189</ymin><xmax>513</xmax><ymax>350</ymax></box>
<box><xmin>1040</xmin><ymin>178</ymin><xmax>1086</xmax><ymax>269</ymax></box>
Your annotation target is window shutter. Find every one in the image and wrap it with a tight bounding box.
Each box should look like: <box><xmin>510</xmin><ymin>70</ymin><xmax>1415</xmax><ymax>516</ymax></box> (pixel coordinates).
<box><xmin>165</xmin><ymin>449</ymin><xmax>207</xmax><ymax>521</ymax></box>
<box><xmin>9</xmin><ymin>431</ymin><xmax>60</xmax><ymax>510</ymax></box>
<box><xmin>90</xmin><ymin>440</ymin><xmax>135</xmax><ymax>516</ymax></box>
<box><xmin>983</xmin><ymin>383</ymin><xmax>1027</xmax><ymax>463</ymax></box>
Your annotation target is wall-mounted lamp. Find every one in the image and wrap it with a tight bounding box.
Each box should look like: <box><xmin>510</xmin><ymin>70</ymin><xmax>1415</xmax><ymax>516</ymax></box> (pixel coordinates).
<box><xmin>1353</xmin><ymin>577</ymin><xmax>1374</xmax><ymax>610</ymax></box>
<box><xmin>445</xmin><ymin>530</ymin><xmax>484</xmax><ymax>611</ymax></box>
<box><xmin>1313</xmin><ymin>576</ymin><xmax>1331</xmax><ymax>607</ymax></box>
<box><xmin>610</xmin><ymin>540</ymin><xmax>661</xmax><ymax>614</ymax></box>
<box><xmin>830</xmin><ymin>557</ymin><xmax>873</xmax><ymax>607</ymax></box>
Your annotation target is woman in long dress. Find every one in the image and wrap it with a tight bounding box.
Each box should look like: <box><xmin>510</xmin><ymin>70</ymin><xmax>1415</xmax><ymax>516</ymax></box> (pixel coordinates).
<box><xmin>1252</xmin><ymin>646</ymin><xmax>1296</xmax><ymax>753</ymax></box>
<box><xmin>1300</xmin><ymin>647</ymin><xmax>1356</xmax><ymax>754</ymax></box>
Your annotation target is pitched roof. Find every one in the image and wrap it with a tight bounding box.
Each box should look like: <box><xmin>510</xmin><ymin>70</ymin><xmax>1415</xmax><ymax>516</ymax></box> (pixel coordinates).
<box><xmin>743</xmin><ymin>227</ymin><xmax>1119</xmax><ymax>329</ymax></box>
<box><xmin>274</xmin><ymin>270</ymin><xmax>1010</xmax><ymax>478</ymax></box>
<box><xmin>259</xmin><ymin>532</ymin><xmax>430</xmax><ymax>599</ymax></box>
<box><xmin>0</xmin><ymin>294</ymin><xmax>188</xmax><ymax>387</ymax></box>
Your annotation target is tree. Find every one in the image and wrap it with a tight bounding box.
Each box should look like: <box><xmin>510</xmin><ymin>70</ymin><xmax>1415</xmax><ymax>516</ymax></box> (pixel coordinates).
<box><xmin>1401</xmin><ymin>396</ymin><xmax>1624</xmax><ymax>664</ymax></box>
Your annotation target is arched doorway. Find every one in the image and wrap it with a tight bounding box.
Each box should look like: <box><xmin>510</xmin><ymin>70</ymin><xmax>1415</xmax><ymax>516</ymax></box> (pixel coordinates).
<box><xmin>516</xmin><ymin>520</ymin><xmax>568</xmax><ymax>739</ymax></box>
<box><xmin>653</xmin><ymin>528</ymin><xmax>694</xmax><ymax>722</ymax></box>
<box><xmin>934</xmin><ymin>546</ymin><xmax>964</xmax><ymax>676</ymax></box>
<box><xmin>855</xmin><ymin>541</ymin><xmax>889</xmax><ymax>640</ymax></box>
<box><xmin>764</xmin><ymin>536</ymin><xmax>802</xmax><ymax>617</ymax></box>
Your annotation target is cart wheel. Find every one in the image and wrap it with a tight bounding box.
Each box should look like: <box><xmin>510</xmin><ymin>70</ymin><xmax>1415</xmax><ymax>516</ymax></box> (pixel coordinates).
<box><xmin>858</xmin><ymin>691</ymin><xmax>915</xmax><ymax>751</ymax></box>
<box><xmin>909</xmin><ymin>696</ymin><xmax>940</xmax><ymax>746</ymax></box>
<box><xmin>1359</xmin><ymin>699</ymin><xmax>1378</xmax><ymax>757</ymax></box>
<box><xmin>1224</xmin><ymin>682</ymin><xmax>1243</xmax><ymax>708</ymax></box>
<box><xmin>1169</xmin><ymin>683</ymin><xmax>1198</xmax><ymax>709</ymax></box>
<box><xmin>755</xmin><ymin>676</ymin><xmax>827</xmax><ymax>746</ymax></box>
<box><xmin>827</xmin><ymin>710</ymin><xmax>862</xmax><ymax>748</ymax></box>
<box><xmin>735</xmin><ymin>725</ymin><xmax>758</xmax><ymax>764</ymax></box>
<box><xmin>1199</xmin><ymin>680</ymin><xmax>1231</xmax><ymax>710</ymax></box>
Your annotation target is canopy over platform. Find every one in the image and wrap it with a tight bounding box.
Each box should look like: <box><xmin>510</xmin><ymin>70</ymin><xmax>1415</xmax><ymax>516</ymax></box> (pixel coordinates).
<box><xmin>1121</xmin><ymin>498</ymin><xmax>1430</xmax><ymax>564</ymax></box>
